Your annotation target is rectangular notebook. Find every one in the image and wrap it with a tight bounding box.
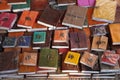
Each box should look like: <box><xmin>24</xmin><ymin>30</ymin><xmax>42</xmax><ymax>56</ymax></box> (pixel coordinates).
<box><xmin>0</xmin><ymin>0</ymin><xmax>11</xmax><ymax>12</ymax></box>
<box><xmin>80</xmin><ymin>51</ymin><xmax>98</xmax><ymax>69</ymax></box>
<box><xmin>62</xmin><ymin>53</ymin><xmax>80</xmax><ymax>73</ymax></box>
<box><xmin>22</xmin><ymin>52</ymin><xmax>38</xmax><ymax>66</ymax></box>
<box><xmin>2</xmin><ymin>37</ymin><xmax>17</xmax><ymax>48</ymax></box>
<box><xmin>38</xmin><ymin>48</ymin><xmax>59</xmax><ymax>70</ymax></box>
<box><xmin>17</xmin><ymin>36</ymin><xmax>31</xmax><ymax>48</ymax></box>
<box><xmin>18</xmin><ymin>54</ymin><xmax>36</xmax><ymax>74</ymax></box>
<box><xmin>64</xmin><ymin>51</ymin><xmax>80</xmax><ymax>65</ymax></box>
<box><xmin>0</xmin><ymin>51</ymin><xmax>19</xmax><ymax>74</ymax></box>
<box><xmin>92</xmin><ymin>0</ymin><xmax>117</xmax><ymax>23</ymax></box>
<box><xmin>62</xmin><ymin>5</ymin><xmax>87</xmax><ymax>29</ymax></box>
<box><xmin>90</xmin><ymin>25</ymin><xmax>107</xmax><ymax>36</ymax></box>
<box><xmin>33</xmin><ymin>31</ymin><xmax>46</xmax><ymax>44</ymax></box>
<box><xmin>0</xmin><ymin>12</ymin><xmax>17</xmax><ymax>30</ymax></box>
<box><xmin>32</xmin><ymin>30</ymin><xmax>52</xmax><ymax>49</ymax></box>
<box><xmin>12</xmin><ymin>0</ymin><xmax>30</xmax><ymax>12</ymax></box>
<box><xmin>91</xmin><ymin>36</ymin><xmax>108</xmax><ymax>51</ymax></box>
<box><xmin>101</xmin><ymin>50</ymin><xmax>119</xmax><ymax>66</ymax></box>
<box><xmin>37</xmin><ymin>6</ymin><xmax>65</xmax><ymax>28</ymax></box>
<box><xmin>17</xmin><ymin>10</ymin><xmax>39</xmax><ymax>29</ymax></box>
<box><xmin>109</xmin><ymin>23</ymin><xmax>120</xmax><ymax>45</ymax></box>
<box><xmin>69</xmin><ymin>31</ymin><xmax>88</xmax><ymax>51</ymax></box>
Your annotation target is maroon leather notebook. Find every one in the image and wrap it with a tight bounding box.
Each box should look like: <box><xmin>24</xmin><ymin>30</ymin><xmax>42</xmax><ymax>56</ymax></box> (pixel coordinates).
<box><xmin>0</xmin><ymin>12</ymin><xmax>17</xmax><ymax>30</ymax></box>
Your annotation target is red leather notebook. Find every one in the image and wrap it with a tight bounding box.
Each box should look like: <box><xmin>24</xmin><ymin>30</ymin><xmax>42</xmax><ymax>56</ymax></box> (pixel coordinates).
<box><xmin>0</xmin><ymin>12</ymin><xmax>17</xmax><ymax>30</ymax></box>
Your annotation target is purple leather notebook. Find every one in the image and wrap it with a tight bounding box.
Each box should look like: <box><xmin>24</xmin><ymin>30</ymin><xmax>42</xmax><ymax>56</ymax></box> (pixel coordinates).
<box><xmin>77</xmin><ymin>0</ymin><xmax>95</xmax><ymax>7</ymax></box>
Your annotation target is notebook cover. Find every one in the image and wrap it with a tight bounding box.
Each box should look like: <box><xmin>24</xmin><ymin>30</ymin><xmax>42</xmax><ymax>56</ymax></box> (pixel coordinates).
<box><xmin>62</xmin><ymin>5</ymin><xmax>87</xmax><ymax>29</ymax></box>
<box><xmin>2</xmin><ymin>37</ymin><xmax>17</xmax><ymax>48</ymax></box>
<box><xmin>64</xmin><ymin>51</ymin><xmax>80</xmax><ymax>65</ymax></box>
<box><xmin>17</xmin><ymin>10</ymin><xmax>39</xmax><ymax>28</ymax></box>
<box><xmin>32</xmin><ymin>30</ymin><xmax>52</xmax><ymax>49</ymax></box>
<box><xmin>12</xmin><ymin>0</ymin><xmax>30</xmax><ymax>12</ymax></box>
<box><xmin>0</xmin><ymin>0</ymin><xmax>11</xmax><ymax>12</ymax></box>
<box><xmin>0</xmin><ymin>12</ymin><xmax>17</xmax><ymax>30</ymax></box>
<box><xmin>90</xmin><ymin>25</ymin><xmax>107</xmax><ymax>36</ymax></box>
<box><xmin>33</xmin><ymin>31</ymin><xmax>46</xmax><ymax>44</ymax></box>
<box><xmin>31</xmin><ymin>0</ymin><xmax>48</xmax><ymax>11</ymax></box>
<box><xmin>37</xmin><ymin>6</ymin><xmax>65</xmax><ymax>28</ymax></box>
<box><xmin>80</xmin><ymin>51</ymin><xmax>98</xmax><ymax>68</ymax></box>
<box><xmin>101</xmin><ymin>50</ymin><xmax>119</xmax><ymax>66</ymax></box>
<box><xmin>91</xmin><ymin>36</ymin><xmax>108</xmax><ymax>51</ymax></box>
<box><xmin>0</xmin><ymin>51</ymin><xmax>19</xmax><ymax>73</ymax></box>
<box><xmin>109</xmin><ymin>23</ymin><xmax>120</xmax><ymax>45</ymax></box>
<box><xmin>62</xmin><ymin>53</ymin><xmax>80</xmax><ymax>72</ymax></box>
<box><xmin>92</xmin><ymin>0</ymin><xmax>117</xmax><ymax>23</ymax></box>
<box><xmin>53</xmin><ymin>29</ymin><xmax>68</xmax><ymax>43</ymax></box>
<box><xmin>18</xmin><ymin>54</ymin><xmax>36</xmax><ymax>74</ymax></box>
<box><xmin>38</xmin><ymin>48</ymin><xmax>59</xmax><ymax>69</ymax></box>
<box><xmin>22</xmin><ymin>52</ymin><xmax>37</xmax><ymax>66</ymax></box>
<box><xmin>17</xmin><ymin>36</ymin><xmax>31</xmax><ymax>48</ymax></box>
<box><xmin>77</xmin><ymin>0</ymin><xmax>95</xmax><ymax>7</ymax></box>
<box><xmin>69</xmin><ymin>31</ymin><xmax>88</xmax><ymax>51</ymax></box>
<box><xmin>87</xmin><ymin>8</ymin><xmax>108</xmax><ymax>27</ymax></box>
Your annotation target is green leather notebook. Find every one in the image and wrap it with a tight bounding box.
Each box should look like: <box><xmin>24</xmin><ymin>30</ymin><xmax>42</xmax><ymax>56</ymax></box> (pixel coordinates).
<box><xmin>33</xmin><ymin>31</ymin><xmax>46</xmax><ymax>44</ymax></box>
<box><xmin>38</xmin><ymin>48</ymin><xmax>59</xmax><ymax>70</ymax></box>
<box><xmin>12</xmin><ymin>0</ymin><xmax>30</xmax><ymax>12</ymax></box>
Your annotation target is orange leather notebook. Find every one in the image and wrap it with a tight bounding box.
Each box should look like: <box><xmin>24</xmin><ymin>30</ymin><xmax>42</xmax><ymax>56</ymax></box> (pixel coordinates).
<box><xmin>17</xmin><ymin>10</ymin><xmax>39</xmax><ymax>29</ymax></box>
<box><xmin>0</xmin><ymin>0</ymin><xmax>11</xmax><ymax>12</ymax></box>
<box><xmin>109</xmin><ymin>23</ymin><xmax>120</xmax><ymax>45</ymax></box>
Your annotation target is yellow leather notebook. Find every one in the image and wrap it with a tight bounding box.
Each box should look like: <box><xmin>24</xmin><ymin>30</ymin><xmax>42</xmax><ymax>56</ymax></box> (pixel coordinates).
<box><xmin>92</xmin><ymin>0</ymin><xmax>117</xmax><ymax>23</ymax></box>
<box><xmin>64</xmin><ymin>51</ymin><xmax>80</xmax><ymax>65</ymax></box>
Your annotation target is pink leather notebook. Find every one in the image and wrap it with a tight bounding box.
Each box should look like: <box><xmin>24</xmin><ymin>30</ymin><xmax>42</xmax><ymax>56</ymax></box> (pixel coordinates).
<box><xmin>0</xmin><ymin>13</ymin><xmax>17</xmax><ymax>30</ymax></box>
<box><xmin>77</xmin><ymin>0</ymin><xmax>95</xmax><ymax>7</ymax></box>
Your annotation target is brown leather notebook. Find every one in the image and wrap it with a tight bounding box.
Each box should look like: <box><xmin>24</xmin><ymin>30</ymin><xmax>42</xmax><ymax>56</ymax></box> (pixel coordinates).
<box><xmin>69</xmin><ymin>31</ymin><xmax>88</xmax><ymax>51</ymax></box>
<box><xmin>80</xmin><ymin>51</ymin><xmax>98</xmax><ymax>69</ymax></box>
<box><xmin>37</xmin><ymin>6</ymin><xmax>65</xmax><ymax>28</ymax></box>
<box><xmin>18</xmin><ymin>53</ymin><xmax>36</xmax><ymax>74</ymax></box>
<box><xmin>0</xmin><ymin>51</ymin><xmax>19</xmax><ymax>74</ymax></box>
<box><xmin>91</xmin><ymin>36</ymin><xmax>108</xmax><ymax>51</ymax></box>
<box><xmin>30</xmin><ymin>0</ymin><xmax>48</xmax><ymax>11</ymax></box>
<box><xmin>62</xmin><ymin>5</ymin><xmax>87</xmax><ymax>29</ymax></box>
